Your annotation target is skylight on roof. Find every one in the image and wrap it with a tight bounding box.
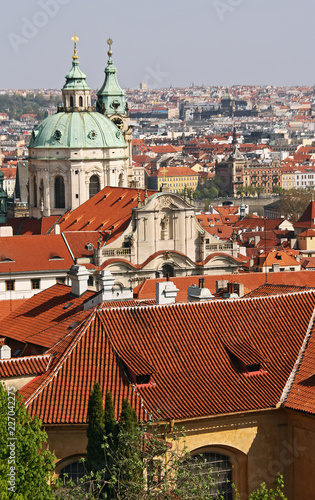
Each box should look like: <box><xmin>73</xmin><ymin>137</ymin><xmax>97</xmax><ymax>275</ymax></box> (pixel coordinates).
<box><xmin>63</xmin><ymin>302</ymin><xmax>74</xmax><ymax>310</ymax></box>
<box><xmin>0</xmin><ymin>257</ymin><xmax>15</xmax><ymax>263</ymax></box>
<box><xmin>68</xmin><ymin>321</ymin><xmax>80</xmax><ymax>330</ymax></box>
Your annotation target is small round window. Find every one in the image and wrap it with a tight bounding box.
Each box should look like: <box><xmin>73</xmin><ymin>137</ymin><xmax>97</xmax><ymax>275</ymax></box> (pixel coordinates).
<box><xmin>54</xmin><ymin>130</ymin><xmax>62</xmax><ymax>141</ymax></box>
<box><xmin>88</xmin><ymin>130</ymin><xmax>97</xmax><ymax>140</ymax></box>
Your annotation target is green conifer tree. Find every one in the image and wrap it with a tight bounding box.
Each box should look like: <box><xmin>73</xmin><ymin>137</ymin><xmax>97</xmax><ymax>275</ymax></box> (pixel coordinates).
<box><xmin>86</xmin><ymin>382</ymin><xmax>105</xmax><ymax>472</ymax></box>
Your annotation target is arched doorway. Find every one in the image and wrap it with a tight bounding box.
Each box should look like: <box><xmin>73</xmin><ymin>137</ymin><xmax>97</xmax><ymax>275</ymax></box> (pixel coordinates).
<box><xmin>89</xmin><ymin>175</ymin><xmax>100</xmax><ymax>198</ymax></box>
<box><xmin>70</xmin><ymin>96</ymin><xmax>74</xmax><ymax>108</ymax></box>
<box><xmin>162</xmin><ymin>264</ymin><xmax>174</xmax><ymax>278</ymax></box>
<box><xmin>55</xmin><ymin>176</ymin><xmax>65</xmax><ymax>209</ymax></box>
<box><xmin>79</xmin><ymin>96</ymin><xmax>83</xmax><ymax>107</ymax></box>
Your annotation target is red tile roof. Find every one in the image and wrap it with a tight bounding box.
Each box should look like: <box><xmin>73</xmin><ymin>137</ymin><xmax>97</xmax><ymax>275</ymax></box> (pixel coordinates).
<box><xmin>0</xmin><ymin>284</ymin><xmax>94</xmax><ymax>350</ymax></box>
<box><xmin>0</xmin><ymin>299</ymin><xmax>27</xmax><ymax>321</ymax></box>
<box><xmin>56</xmin><ymin>187</ymin><xmax>156</xmax><ymax>245</ymax></box>
<box><xmin>21</xmin><ymin>291</ymin><xmax>315</xmax><ymax>423</ymax></box>
<box><xmin>244</xmin><ymin>283</ymin><xmax>313</xmax><ymax>298</ymax></box>
<box><xmin>151</xmin><ymin>167</ymin><xmax>198</xmax><ymax>178</ymax></box>
<box><xmin>258</xmin><ymin>250</ymin><xmax>300</xmax><ymax>268</ymax></box>
<box><xmin>285</xmin><ymin>318</ymin><xmax>315</xmax><ymax>414</ymax></box>
<box><xmin>2</xmin><ymin>216</ymin><xmax>60</xmax><ymax>236</ymax></box>
<box><xmin>294</xmin><ymin>201</ymin><xmax>315</xmax><ymax>229</ymax></box>
<box><xmin>234</xmin><ymin>217</ymin><xmax>289</xmax><ymax>231</ymax></box>
<box><xmin>0</xmin><ymin>354</ymin><xmax>52</xmax><ymax>377</ymax></box>
<box><xmin>0</xmin><ymin>234</ymin><xmax>74</xmax><ymax>272</ymax></box>
<box><xmin>133</xmin><ymin>270</ymin><xmax>315</xmax><ymax>302</ymax></box>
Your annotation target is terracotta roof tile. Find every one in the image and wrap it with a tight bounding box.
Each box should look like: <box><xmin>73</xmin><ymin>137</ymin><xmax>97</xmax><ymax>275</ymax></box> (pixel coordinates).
<box><xmin>0</xmin><ymin>234</ymin><xmax>74</xmax><ymax>272</ymax></box>
<box><xmin>0</xmin><ymin>284</ymin><xmax>94</xmax><ymax>350</ymax></box>
<box><xmin>0</xmin><ymin>354</ymin><xmax>52</xmax><ymax>377</ymax></box>
<box><xmin>56</xmin><ymin>187</ymin><xmax>156</xmax><ymax>244</ymax></box>
<box><xmin>21</xmin><ymin>291</ymin><xmax>315</xmax><ymax>423</ymax></box>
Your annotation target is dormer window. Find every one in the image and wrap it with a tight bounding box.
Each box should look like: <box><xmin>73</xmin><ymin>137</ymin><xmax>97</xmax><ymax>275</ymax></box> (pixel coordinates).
<box><xmin>118</xmin><ymin>350</ymin><xmax>155</xmax><ymax>388</ymax></box>
<box><xmin>136</xmin><ymin>374</ymin><xmax>151</xmax><ymax>385</ymax></box>
<box><xmin>224</xmin><ymin>340</ymin><xmax>267</xmax><ymax>377</ymax></box>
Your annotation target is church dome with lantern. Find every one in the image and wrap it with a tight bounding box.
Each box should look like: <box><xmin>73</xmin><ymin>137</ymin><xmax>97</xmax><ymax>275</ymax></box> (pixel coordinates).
<box><xmin>28</xmin><ymin>35</ymin><xmax>133</xmax><ymax>219</ymax></box>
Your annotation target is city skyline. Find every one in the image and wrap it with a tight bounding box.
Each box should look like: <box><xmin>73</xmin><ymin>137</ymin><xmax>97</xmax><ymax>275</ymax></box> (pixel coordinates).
<box><xmin>1</xmin><ymin>0</ymin><xmax>315</xmax><ymax>90</ymax></box>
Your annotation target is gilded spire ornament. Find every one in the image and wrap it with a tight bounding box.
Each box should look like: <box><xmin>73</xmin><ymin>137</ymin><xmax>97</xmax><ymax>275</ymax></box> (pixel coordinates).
<box><xmin>71</xmin><ymin>33</ymin><xmax>79</xmax><ymax>59</ymax></box>
<box><xmin>107</xmin><ymin>38</ymin><xmax>113</xmax><ymax>57</ymax></box>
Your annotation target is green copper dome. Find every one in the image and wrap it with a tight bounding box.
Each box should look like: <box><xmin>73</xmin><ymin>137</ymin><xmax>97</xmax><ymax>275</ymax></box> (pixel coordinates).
<box><xmin>29</xmin><ymin>111</ymin><xmax>126</xmax><ymax>149</ymax></box>
<box><xmin>63</xmin><ymin>59</ymin><xmax>90</xmax><ymax>91</ymax></box>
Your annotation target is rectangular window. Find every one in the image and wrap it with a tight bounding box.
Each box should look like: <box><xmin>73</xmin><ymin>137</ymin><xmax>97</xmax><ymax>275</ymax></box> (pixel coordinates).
<box><xmin>5</xmin><ymin>280</ymin><xmax>15</xmax><ymax>291</ymax></box>
<box><xmin>31</xmin><ymin>279</ymin><xmax>40</xmax><ymax>290</ymax></box>
<box><xmin>57</xmin><ymin>277</ymin><xmax>66</xmax><ymax>284</ymax></box>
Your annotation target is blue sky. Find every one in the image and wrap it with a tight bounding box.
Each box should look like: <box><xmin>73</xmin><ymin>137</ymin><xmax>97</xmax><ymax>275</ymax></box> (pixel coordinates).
<box><xmin>1</xmin><ymin>0</ymin><xmax>315</xmax><ymax>89</ymax></box>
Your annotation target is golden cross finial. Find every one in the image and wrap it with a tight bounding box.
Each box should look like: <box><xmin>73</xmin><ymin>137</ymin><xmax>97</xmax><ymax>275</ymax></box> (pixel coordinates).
<box><xmin>71</xmin><ymin>33</ymin><xmax>79</xmax><ymax>59</ymax></box>
<box><xmin>107</xmin><ymin>38</ymin><xmax>113</xmax><ymax>57</ymax></box>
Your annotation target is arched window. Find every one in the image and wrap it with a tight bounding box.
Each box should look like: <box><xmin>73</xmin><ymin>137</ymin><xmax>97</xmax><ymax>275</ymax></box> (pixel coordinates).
<box><xmin>70</xmin><ymin>96</ymin><xmax>74</xmax><ymax>108</ymax></box>
<box><xmin>55</xmin><ymin>176</ymin><xmax>65</xmax><ymax>209</ymax></box>
<box><xmin>89</xmin><ymin>175</ymin><xmax>100</xmax><ymax>199</ymax></box>
<box><xmin>190</xmin><ymin>452</ymin><xmax>233</xmax><ymax>500</ymax></box>
<box><xmin>79</xmin><ymin>96</ymin><xmax>83</xmax><ymax>107</ymax></box>
<box><xmin>59</xmin><ymin>461</ymin><xmax>86</xmax><ymax>485</ymax></box>
<box><xmin>33</xmin><ymin>177</ymin><xmax>37</xmax><ymax>207</ymax></box>
<box><xmin>118</xmin><ymin>173</ymin><xmax>124</xmax><ymax>187</ymax></box>
<box><xmin>162</xmin><ymin>264</ymin><xmax>174</xmax><ymax>278</ymax></box>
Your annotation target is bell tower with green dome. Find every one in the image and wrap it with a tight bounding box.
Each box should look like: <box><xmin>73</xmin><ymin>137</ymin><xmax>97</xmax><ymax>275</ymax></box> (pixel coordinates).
<box><xmin>28</xmin><ymin>34</ymin><xmax>134</xmax><ymax>219</ymax></box>
<box><xmin>96</xmin><ymin>39</ymin><xmax>134</xmax><ymax>186</ymax></box>
<box><xmin>61</xmin><ymin>33</ymin><xmax>92</xmax><ymax>112</ymax></box>
<box><xmin>0</xmin><ymin>171</ymin><xmax>8</xmax><ymax>224</ymax></box>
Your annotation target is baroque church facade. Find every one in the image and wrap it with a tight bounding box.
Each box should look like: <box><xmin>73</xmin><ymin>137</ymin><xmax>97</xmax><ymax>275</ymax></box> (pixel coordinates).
<box><xmin>28</xmin><ymin>37</ymin><xmax>133</xmax><ymax>218</ymax></box>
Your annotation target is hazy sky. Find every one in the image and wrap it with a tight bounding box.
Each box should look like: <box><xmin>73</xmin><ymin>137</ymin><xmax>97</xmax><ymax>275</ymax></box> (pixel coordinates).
<box><xmin>1</xmin><ymin>0</ymin><xmax>315</xmax><ymax>89</ymax></box>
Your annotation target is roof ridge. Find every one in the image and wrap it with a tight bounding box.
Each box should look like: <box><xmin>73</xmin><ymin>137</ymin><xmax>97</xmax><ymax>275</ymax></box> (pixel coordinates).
<box><xmin>279</xmin><ymin>304</ymin><xmax>315</xmax><ymax>406</ymax></box>
<box><xmin>24</xmin><ymin>311</ymin><xmax>96</xmax><ymax>408</ymax></box>
<box><xmin>0</xmin><ymin>353</ymin><xmax>52</xmax><ymax>363</ymax></box>
<box><xmin>98</xmin><ymin>289</ymin><xmax>315</xmax><ymax>311</ymax></box>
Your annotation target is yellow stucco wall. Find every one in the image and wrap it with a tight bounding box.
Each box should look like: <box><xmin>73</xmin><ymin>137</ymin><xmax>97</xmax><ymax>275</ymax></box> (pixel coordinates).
<box><xmin>298</xmin><ymin>235</ymin><xmax>315</xmax><ymax>251</ymax></box>
<box><xmin>46</xmin><ymin>408</ymin><xmax>315</xmax><ymax>500</ymax></box>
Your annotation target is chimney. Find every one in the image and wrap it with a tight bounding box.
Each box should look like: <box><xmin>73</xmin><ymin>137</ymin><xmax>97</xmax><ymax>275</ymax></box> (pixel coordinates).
<box><xmin>216</xmin><ymin>279</ymin><xmax>228</xmax><ymax>293</ymax></box>
<box><xmin>156</xmin><ymin>281</ymin><xmax>179</xmax><ymax>305</ymax></box>
<box><xmin>97</xmin><ymin>270</ymin><xmax>115</xmax><ymax>301</ymax></box>
<box><xmin>0</xmin><ymin>339</ymin><xmax>11</xmax><ymax>359</ymax></box>
<box><xmin>223</xmin><ymin>282</ymin><xmax>244</xmax><ymax>299</ymax></box>
<box><xmin>55</xmin><ymin>224</ymin><xmax>60</xmax><ymax>235</ymax></box>
<box><xmin>0</xmin><ymin>227</ymin><xmax>13</xmax><ymax>237</ymax></box>
<box><xmin>68</xmin><ymin>265</ymin><xmax>90</xmax><ymax>297</ymax></box>
<box><xmin>188</xmin><ymin>284</ymin><xmax>214</xmax><ymax>302</ymax></box>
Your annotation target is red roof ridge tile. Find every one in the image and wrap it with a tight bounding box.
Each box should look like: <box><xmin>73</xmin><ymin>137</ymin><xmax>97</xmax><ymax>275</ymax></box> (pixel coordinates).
<box><xmin>280</xmin><ymin>305</ymin><xmax>315</xmax><ymax>406</ymax></box>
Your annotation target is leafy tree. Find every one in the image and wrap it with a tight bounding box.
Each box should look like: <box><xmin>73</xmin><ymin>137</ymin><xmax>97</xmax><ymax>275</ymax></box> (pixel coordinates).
<box><xmin>279</xmin><ymin>188</ymin><xmax>312</xmax><ymax>222</ymax></box>
<box><xmin>235</xmin><ymin>473</ymin><xmax>287</xmax><ymax>500</ymax></box>
<box><xmin>86</xmin><ymin>382</ymin><xmax>105</xmax><ymax>472</ymax></box>
<box><xmin>272</xmin><ymin>186</ymin><xmax>284</xmax><ymax>195</ymax></box>
<box><xmin>61</xmin><ymin>400</ymin><xmax>225</xmax><ymax>499</ymax></box>
<box><xmin>114</xmin><ymin>399</ymin><xmax>143</xmax><ymax>499</ymax></box>
<box><xmin>0</xmin><ymin>383</ymin><xmax>56</xmax><ymax>499</ymax></box>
